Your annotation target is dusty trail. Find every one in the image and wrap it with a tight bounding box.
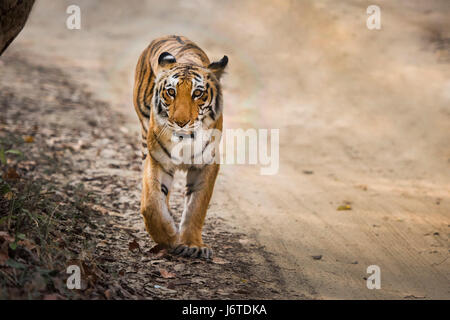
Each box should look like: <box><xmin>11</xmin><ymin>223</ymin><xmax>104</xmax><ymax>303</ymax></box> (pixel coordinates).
<box><xmin>6</xmin><ymin>0</ymin><xmax>450</xmax><ymax>299</ymax></box>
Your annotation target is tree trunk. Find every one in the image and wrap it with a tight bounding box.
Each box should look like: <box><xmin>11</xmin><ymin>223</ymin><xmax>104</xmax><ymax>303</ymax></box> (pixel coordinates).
<box><xmin>0</xmin><ymin>0</ymin><xmax>35</xmax><ymax>56</ymax></box>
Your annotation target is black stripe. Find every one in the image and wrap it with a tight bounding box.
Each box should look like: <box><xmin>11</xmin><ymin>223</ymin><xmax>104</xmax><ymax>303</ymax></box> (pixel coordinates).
<box><xmin>161</xmin><ymin>184</ymin><xmax>168</xmax><ymax>196</ymax></box>
<box><xmin>156</xmin><ymin>101</ymin><xmax>168</xmax><ymax>117</ymax></box>
<box><xmin>153</xmin><ymin>131</ymin><xmax>172</xmax><ymax>158</ymax></box>
<box><xmin>138</xmin><ymin>101</ymin><xmax>150</xmax><ymax>118</ymax></box>
<box><xmin>150</xmin><ymin>39</ymin><xmax>168</xmax><ymax>57</ymax></box>
<box><xmin>207</xmin><ymin>86</ymin><xmax>213</xmax><ymax>99</ymax></box>
<box><xmin>186</xmin><ymin>181</ymin><xmax>204</xmax><ymax>196</ymax></box>
<box><xmin>148</xmin><ymin>153</ymin><xmax>174</xmax><ymax>177</ymax></box>
<box><xmin>175</xmin><ymin>36</ymin><xmax>185</xmax><ymax>45</ymax></box>
<box><xmin>213</xmin><ymin>93</ymin><xmax>222</xmax><ymax>117</ymax></box>
<box><xmin>141</xmin><ymin>124</ymin><xmax>148</xmax><ymax>136</ymax></box>
<box><xmin>191</xmin><ymin>140</ymin><xmax>210</xmax><ymax>160</ymax></box>
<box><xmin>143</xmin><ymin>78</ymin><xmax>155</xmax><ymax>107</ymax></box>
<box><xmin>177</xmin><ymin>43</ymin><xmax>199</xmax><ymax>55</ymax></box>
<box><xmin>192</xmin><ymin>72</ymin><xmax>202</xmax><ymax>81</ymax></box>
<box><xmin>135</xmin><ymin>54</ymin><xmax>147</xmax><ymax>116</ymax></box>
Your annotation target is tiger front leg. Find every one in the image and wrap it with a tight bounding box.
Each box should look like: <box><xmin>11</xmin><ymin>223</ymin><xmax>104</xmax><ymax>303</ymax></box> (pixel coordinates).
<box><xmin>140</xmin><ymin>156</ymin><xmax>178</xmax><ymax>248</ymax></box>
<box><xmin>172</xmin><ymin>164</ymin><xmax>219</xmax><ymax>259</ymax></box>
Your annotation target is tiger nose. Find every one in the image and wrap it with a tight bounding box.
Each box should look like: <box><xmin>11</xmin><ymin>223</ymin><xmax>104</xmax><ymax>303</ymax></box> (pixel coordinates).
<box><xmin>175</xmin><ymin>119</ymin><xmax>189</xmax><ymax>128</ymax></box>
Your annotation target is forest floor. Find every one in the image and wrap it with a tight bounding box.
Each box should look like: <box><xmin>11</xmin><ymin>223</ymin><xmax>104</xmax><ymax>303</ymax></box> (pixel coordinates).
<box><xmin>0</xmin><ymin>54</ymin><xmax>290</xmax><ymax>299</ymax></box>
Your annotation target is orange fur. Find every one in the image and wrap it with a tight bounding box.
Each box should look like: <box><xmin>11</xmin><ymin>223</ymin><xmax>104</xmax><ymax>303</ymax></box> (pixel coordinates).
<box><xmin>133</xmin><ymin>35</ymin><xmax>228</xmax><ymax>258</ymax></box>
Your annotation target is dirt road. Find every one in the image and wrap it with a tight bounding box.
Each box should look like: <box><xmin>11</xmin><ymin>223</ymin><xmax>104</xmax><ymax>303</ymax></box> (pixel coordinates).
<box><xmin>6</xmin><ymin>0</ymin><xmax>449</xmax><ymax>299</ymax></box>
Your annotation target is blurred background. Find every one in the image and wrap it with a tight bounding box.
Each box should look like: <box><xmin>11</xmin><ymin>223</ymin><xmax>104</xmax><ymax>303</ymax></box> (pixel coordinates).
<box><xmin>1</xmin><ymin>0</ymin><xmax>449</xmax><ymax>299</ymax></box>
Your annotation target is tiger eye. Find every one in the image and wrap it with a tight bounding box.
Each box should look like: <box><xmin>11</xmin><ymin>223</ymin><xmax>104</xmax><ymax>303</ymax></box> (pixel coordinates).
<box><xmin>193</xmin><ymin>89</ymin><xmax>203</xmax><ymax>98</ymax></box>
<box><xmin>167</xmin><ymin>88</ymin><xmax>175</xmax><ymax>97</ymax></box>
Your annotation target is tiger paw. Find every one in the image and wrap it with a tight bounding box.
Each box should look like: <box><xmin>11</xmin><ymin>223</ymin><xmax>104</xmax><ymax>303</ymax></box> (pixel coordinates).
<box><xmin>171</xmin><ymin>244</ymin><xmax>213</xmax><ymax>259</ymax></box>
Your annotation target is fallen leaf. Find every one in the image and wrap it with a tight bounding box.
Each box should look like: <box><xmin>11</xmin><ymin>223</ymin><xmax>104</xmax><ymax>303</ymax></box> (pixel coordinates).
<box><xmin>238</xmin><ymin>239</ymin><xmax>250</xmax><ymax>245</ymax></box>
<box><xmin>159</xmin><ymin>268</ymin><xmax>176</xmax><ymax>279</ymax></box>
<box><xmin>96</xmin><ymin>241</ymin><xmax>107</xmax><ymax>248</ymax></box>
<box><xmin>149</xmin><ymin>243</ymin><xmax>165</xmax><ymax>254</ymax></box>
<box><xmin>5</xmin><ymin>149</ymin><xmax>22</xmax><ymax>156</ymax></box>
<box><xmin>153</xmin><ymin>249</ymin><xmax>168</xmax><ymax>259</ymax></box>
<box><xmin>128</xmin><ymin>239</ymin><xmax>140</xmax><ymax>252</ymax></box>
<box><xmin>168</xmin><ymin>279</ymin><xmax>190</xmax><ymax>287</ymax></box>
<box><xmin>404</xmin><ymin>295</ymin><xmax>426</xmax><ymax>300</ymax></box>
<box><xmin>104</xmin><ymin>289</ymin><xmax>113</xmax><ymax>300</ymax></box>
<box><xmin>90</xmin><ymin>204</ymin><xmax>124</xmax><ymax>217</ymax></box>
<box><xmin>23</xmin><ymin>135</ymin><xmax>34</xmax><ymax>143</ymax></box>
<box><xmin>3</xmin><ymin>167</ymin><xmax>20</xmax><ymax>180</ymax></box>
<box><xmin>337</xmin><ymin>204</ymin><xmax>352</xmax><ymax>211</ymax></box>
<box><xmin>217</xmin><ymin>289</ymin><xmax>230</xmax><ymax>296</ymax></box>
<box><xmin>112</xmin><ymin>224</ymin><xmax>139</xmax><ymax>232</ymax></box>
<box><xmin>0</xmin><ymin>231</ymin><xmax>14</xmax><ymax>243</ymax></box>
<box><xmin>3</xmin><ymin>191</ymin><xmax>14</xmax><ymax>200</ymax></box>
<box><xmin>167</xmin><ymin>282</ymin><xmax>176</xmax><ymax>290</ymax></box>
<box><xmin>173</xmin><ymin>264</ymin><xmax>185</xmax><ymax>272</ymax></box>
<box><xmin>212</xmin><ymin>257</ymin><xmax>230</xmax><ymax>265</ymax></box>
<box><xmin>236</xmin><ymin>288</ymin><xmax>250</xmax><ymax>294</ymax></box>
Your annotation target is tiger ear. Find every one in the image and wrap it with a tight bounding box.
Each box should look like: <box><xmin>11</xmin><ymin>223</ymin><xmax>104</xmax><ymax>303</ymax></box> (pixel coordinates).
<box><xmin>158</xmin><ymin>52</ymin><xmax>176</xmax><ymax>69</ymax></box>
<box><xmin>208</xmin><ymin>55</ymin><xmax>228</xmax><ymax>80</ymax></box>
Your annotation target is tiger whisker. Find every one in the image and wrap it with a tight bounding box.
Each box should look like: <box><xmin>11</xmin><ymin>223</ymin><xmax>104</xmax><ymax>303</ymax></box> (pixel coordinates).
<box><xmin>148</xmin><ymin>123</ymin><xmax>169</xmax><ymax>149</ymax></box>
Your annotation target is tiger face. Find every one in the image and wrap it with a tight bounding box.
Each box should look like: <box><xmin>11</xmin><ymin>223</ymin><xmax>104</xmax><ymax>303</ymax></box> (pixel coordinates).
<box><xmin>152</xmin><ymin>52</ymin><xmax>228</xmax><ymax>139</ymax></box>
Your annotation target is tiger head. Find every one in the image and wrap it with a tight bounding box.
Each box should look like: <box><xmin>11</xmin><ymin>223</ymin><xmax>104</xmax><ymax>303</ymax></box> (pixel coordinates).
<box><xmin>152</xmin><ymin>52</ymin><xmax>228</xmax><ymax>138</ymax></box>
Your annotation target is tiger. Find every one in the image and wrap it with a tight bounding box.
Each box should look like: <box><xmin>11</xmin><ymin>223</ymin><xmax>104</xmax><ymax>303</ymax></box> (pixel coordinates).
<box><xmin>133</xmin><ymin>35</ymin><xmax>228</xmax><ymax>259</ymax></box>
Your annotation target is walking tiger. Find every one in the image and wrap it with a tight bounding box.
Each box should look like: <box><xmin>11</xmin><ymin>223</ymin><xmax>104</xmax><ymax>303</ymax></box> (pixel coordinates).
<box><xmin>133</xmin><ymin>35</ymin><xmax>228</xmax><ymax>258</ymax></box>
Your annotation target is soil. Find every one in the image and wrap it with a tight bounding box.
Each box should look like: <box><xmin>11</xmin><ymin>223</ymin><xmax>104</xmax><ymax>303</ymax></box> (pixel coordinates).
<box><xmin>1</xmin><ymin>0</ymin><xmax>449</xmax><ymax>299</ymax></box>
<box><xmin>0</xmin><ymin>53</ymin><xmax>287</xmax><ymax>299</ymax></box>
